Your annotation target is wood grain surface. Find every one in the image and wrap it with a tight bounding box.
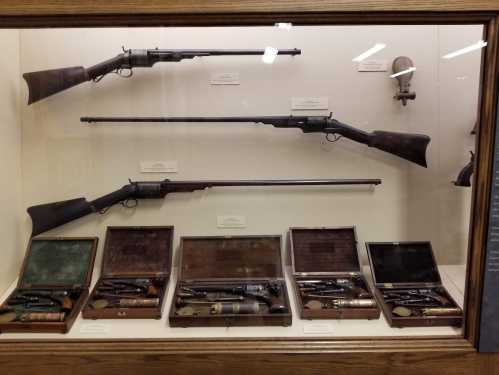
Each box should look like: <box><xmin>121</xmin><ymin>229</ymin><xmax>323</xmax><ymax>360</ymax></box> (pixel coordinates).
<box><xmin>0</xmin><ymin>0</ymin><xmax>498</xmax><ymax>16</ymax></box>
<box><xmin>0</xmin><ymin>12</ymin><xmax>494</xmax><ymax>28</ymax></box>
<box><xmin>0</xmin><ymin>338</ymin><xmax>480</xmax><ymax>375</ymax></box>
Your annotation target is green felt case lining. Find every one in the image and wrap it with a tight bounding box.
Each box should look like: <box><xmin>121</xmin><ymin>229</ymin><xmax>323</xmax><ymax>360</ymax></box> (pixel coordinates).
<box><xmin>20</xmin><ymin>239</ymin><xmax>95</xmax><ymax>286</ymax></box>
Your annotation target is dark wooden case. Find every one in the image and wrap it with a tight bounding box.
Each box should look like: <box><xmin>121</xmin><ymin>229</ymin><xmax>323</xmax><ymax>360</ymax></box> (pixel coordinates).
<box><xmin>289</xmin><ymin>227</ymin><xmax>380</xmax><ymax>319</ymax></box>
<box><xmin>82</xmin><ymin>226</ymin><xmax>173</xmax><ymax>319</ymax></box>
<box><xmin>366</xmin><ymin>241</ymin><xmax>463</xmax><ymax>328</ymax></box>
<box><xmin>169</xmin><ymin>235</ymin><xmax>292</xmax><ymax>327</ymax></box>
<box><xmin>0</xmin><ymin>237</ymin><xmax>98</xmax><ymax>334</ymax></box>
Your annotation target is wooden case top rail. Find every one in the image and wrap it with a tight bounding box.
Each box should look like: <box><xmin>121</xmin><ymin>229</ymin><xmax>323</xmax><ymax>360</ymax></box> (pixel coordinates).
<box><xmin>0</xmin><ymin>0</ymin><xmax>498</xmax><ymax>16</ymax></box>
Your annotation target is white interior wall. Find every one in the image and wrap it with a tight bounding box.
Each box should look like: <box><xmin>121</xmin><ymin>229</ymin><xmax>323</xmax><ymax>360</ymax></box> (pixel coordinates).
<box><xmin>0</xmin><ymin>30</ymin><xmax>23</xmax><ymax>295</ymax></box>
<box><xmin>407</xmin><ymin>26</ymin><xmax>479</xmax><ymax>264</ymax></box>
<box><xmin>16</xmin><ymin>25</ymin><xmax>481</xmax><ymax>277</ymax></box>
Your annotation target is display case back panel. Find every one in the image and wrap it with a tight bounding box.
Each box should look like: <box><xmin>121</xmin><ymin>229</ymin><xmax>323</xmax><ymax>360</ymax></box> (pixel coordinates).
<box><xmin>17</xmin><ymin>25</ymin><xmax>481</xmax><ymax>269</ymax></box>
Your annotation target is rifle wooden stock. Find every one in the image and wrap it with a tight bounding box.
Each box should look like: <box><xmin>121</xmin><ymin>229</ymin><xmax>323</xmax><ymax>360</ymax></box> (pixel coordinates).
<box><xmin>23</xmin><ymin>67</ymin><xmax>89</xmax><ymax>105</ymax></box>
<box><xmin>23</xmin><ymin>54</ymin><xmax>127</xmax><ymax>104</ymax></box>
<box><xmin>368</xmin><ymin>130</ymin><xmax>430</xmax><ymax>168</ymax></box>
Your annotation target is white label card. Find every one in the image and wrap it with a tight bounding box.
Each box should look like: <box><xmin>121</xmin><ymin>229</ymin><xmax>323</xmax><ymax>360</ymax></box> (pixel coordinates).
<box><xmin>303</xmin><ymin>323</ymin><xmax>333</xmax><ymax>335</ymax></box>
<box><xmin>79</xmin><ymin>323</ymin><xmax>111</xmax><ymax>334</ymax></box>
<box><xmin>357</xmin><ymin>59</ymin><xmax>388</xmax><ymax>72</ymax></box>
<box><xmin>210</xmin><ymin>72</ymin><xmax>240</xmax><ymax>85</ymax></box>
<box><xmin>140</xmin><ymin>160</ymin><xmax>178</xmax><ymax>173</ymax></box>
<box><xmin>217</xmin><ymin>215</ymin><xmax>246</xmax><ymax>228</ymax></box>
<box><xmin>291</xmin><ymin>97</ymin><xmax>329</xmax><ymax>110</ymax></box>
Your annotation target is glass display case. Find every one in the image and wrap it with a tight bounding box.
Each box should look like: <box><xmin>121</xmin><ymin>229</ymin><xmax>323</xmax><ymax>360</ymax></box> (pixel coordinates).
<box><xmin>0</xmin><ymin>2</ymin><xmax>498</xmax><ymax>374</ymax></box>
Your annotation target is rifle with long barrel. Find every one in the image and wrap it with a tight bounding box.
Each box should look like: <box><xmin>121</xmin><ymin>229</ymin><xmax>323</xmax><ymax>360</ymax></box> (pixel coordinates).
<box><xmin>27</xmin><ymin>178</ymin><xmax>381</xmax><ymax>237</ymax></box>
<box><xmin>80</xmin><ymin>114</ymin><xmax>431</xmax><ymax>167</ymax></box>
<box><xmin>23</xmin><ymin>47</ymin><xmax>301</xmax><ymax>104</ymax></box>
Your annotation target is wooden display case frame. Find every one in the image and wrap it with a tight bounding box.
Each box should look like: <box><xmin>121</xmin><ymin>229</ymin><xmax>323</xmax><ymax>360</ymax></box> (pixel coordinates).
<box><xmin>0</xmin><ymin>1</ymin><xmax>498</xmax><ymax>374</ymax></box>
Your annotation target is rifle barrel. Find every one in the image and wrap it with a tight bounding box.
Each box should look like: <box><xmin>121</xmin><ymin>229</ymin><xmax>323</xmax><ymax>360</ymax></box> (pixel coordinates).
<box><xmin>150</xmin><ymin>48</ymin><xmax>301</xmax><ymax>56</ymax></box>
<box><xmin>81</xmin><ymin>116</ymin><xmax>298</xmax><ymax>123</ymax></box>
<box><xmin>170</xmin><ymin>179</ymin><xmax>381</xmax><ymax>187</ymax></box>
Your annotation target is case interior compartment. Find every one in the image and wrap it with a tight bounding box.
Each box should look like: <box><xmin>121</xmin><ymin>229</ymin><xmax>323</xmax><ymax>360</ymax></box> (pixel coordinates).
<box><xmin>0</xmin><ymin>237</ymin><xmax>98</xmax><ymax>333</ymax></box>
<box><xmin>82</xmin><ymin>226</ymin><xmax>173</xmax><ymax>320</ymax></box>
<box><xmin>366</xmin><ymin>241</ymin><xmax>463</xmax><ymax>328</ymax></box>
<box><xmin>170</xmin><ymin>235</ymin><xmax>292</xmax><ymax>327</ymax></box>
<box><xmin>290</xmin><ymin>227</ymin><xmax>380</xmax><ymax>319</ymax></box>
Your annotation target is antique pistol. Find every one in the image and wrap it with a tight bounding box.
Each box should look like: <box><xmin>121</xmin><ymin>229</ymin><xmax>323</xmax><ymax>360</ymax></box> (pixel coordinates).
<box><xmin>27</xmin><ymin>178</ymin><xmax>381</xmax><ymax>236</ymax></box>
<box><xmin>453</xmin><ymin>151</ymin><xmax>474</xmax><ymax>187</ymax></box>
<box><xmin>12</xmin><ymin>290</ymin><xmax>75</xmax><ymax>312</ymax></box>
<box><xmin>81</xmin><ymin>114</ymin><xmax>430</xmax><ymax>167</ymax></box>
<box><xmin>98</xmin><ymin>279</ymin><xmax>160</xmax><ymax>297</ymax></box>
<box><xmin>23</xmin><ymin>47</ymin><xmax>301</xmax><ymax>104</ymax></box>
<box><xmin>182</xmin><ymin>283</ymin><xmax>287</xmax><ymax>313</ymax></box>
<box><xmin>298</xmin><ymin>278</ymin><xmax>369</xmax><ymax>298</ymax></box>
<box><xmin>383</xmin><ymin>289</ymin><xmax>449</xmax><ymax>306</ymax></box>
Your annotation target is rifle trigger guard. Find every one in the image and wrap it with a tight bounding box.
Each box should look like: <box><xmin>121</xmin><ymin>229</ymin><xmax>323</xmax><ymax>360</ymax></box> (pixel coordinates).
<box><xmin>122</xmin><ymin>198</ymin><xmax>138</xmax><ymax>209</ymax></box>
<box><xmin>93</xmin><ymin>68</ymin><xmax>133</xmax><ymax>83</ymax></box>
<box><xmin>117</xmin><ymin>68</ymin><xmax>133</xmax><ymax>78</ymax></box>
<box><xmin>324</xmin><ymin>129</ymin><xmax>342</xmax><ymax>143</ymax></box>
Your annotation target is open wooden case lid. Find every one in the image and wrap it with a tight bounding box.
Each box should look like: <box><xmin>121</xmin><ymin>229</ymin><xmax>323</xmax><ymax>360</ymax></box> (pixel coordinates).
<box><xmin>101</xmin><ymin>226</ymin><xmax>173</xmax><ymax>278</ymax></box>
<box><xmin>290</xmin><ymin>227</ymin><xmax>360</xmax><ymax>274</ymax></box>
<box><xmin>19</xmin><ymin>237</ymin><xmax>98</xmax><ymax>288</ymax></box>
<box><xmin>179</xmin><ymin>235</ymin><xmax>283</xmax><ymax>280</ymax></box>
<box><xmin>366</xmin><ymin>241</ymin><xmax>441</xmax><ymax>287</ymax></box>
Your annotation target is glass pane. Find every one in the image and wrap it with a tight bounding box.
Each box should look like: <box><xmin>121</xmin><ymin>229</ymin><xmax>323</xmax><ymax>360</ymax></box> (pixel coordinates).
<box><xmin>0</xmin><ymin>24</ymin><xmax>483</xmax><ymax>338</ymax></box>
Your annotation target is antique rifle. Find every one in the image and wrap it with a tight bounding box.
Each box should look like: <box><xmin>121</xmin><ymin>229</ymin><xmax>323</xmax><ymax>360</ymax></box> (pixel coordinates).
<box><xmin>23</xmin><ymin>48</ymin><xmax>301</xmax><ymax>104</ymax></box>
<box><xmin>27</xmin><ymin>178</ymin><xmax>381</xmax><ymax>236</ymax></box>
<box><xmin>81</xmin><ymin>114</ymin><xmax>431</xmax><ymax>167</ymax></box>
